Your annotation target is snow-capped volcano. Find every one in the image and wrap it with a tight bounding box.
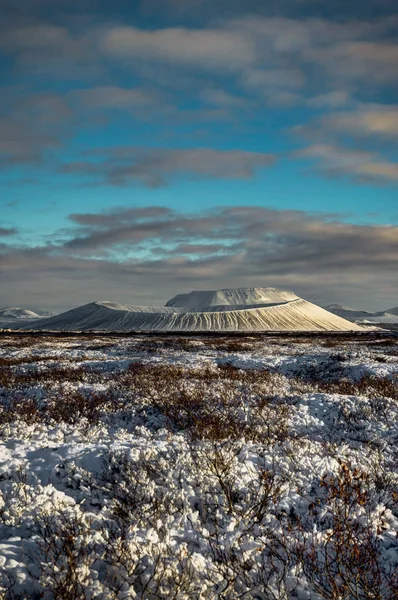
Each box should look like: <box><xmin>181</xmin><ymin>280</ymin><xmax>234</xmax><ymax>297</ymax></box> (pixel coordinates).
<box><xmin>14</xmin><ymin>287</ymin><xmax>362</xmax><ymax>332</ymax></box>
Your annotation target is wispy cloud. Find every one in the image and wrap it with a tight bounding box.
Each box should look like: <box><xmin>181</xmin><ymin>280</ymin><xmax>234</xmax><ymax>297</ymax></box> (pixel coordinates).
<box><xmin>296</xmin><ymin>143</ymin><xmax>398</xmax><ymax>184</ymax></box>
<box><xmin>0</xmin><ymin>227</ymin><xmax>18</xmax><ymax>236</ymax></box>
<box><xmin>0</xmin><ymin>90</ymin><xmax>72</xmax><ymax>166</ymax></box>
<box><xmin>60</xmin><ymin>147</ymin><xmax>277</xmax><ymax>187</ymax></box>
<box><xmin>72</xmin><ymin>86</ymin><xmax>161</xmax><ymax>110</ymax></box>
<box><xmin>320</xmin><ymin>105</ymin><xmax>398</xmax><ymax>137</ymax></box>
<box><xmin>100</xmin><ymin>26</ymin><xmax>255</xmax><ymax>71</ymax></box>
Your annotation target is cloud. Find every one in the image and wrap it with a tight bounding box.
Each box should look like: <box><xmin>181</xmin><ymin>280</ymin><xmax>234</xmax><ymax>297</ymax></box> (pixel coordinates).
<box><xmin>0</xmin><ymin>22</ymin><xmax>101</xmax><ymax>80</ymax></box>
<box><xmin>73</xmin><ymin>86</ymin><xmax>161</xmax><ymax>110</ymax></box>
<box><xmin>292</xmin><ymin>103</ymin><xmax>398</xmax><ymax>184</ymax></box>
<box><xmin>297</xmin><ymin>143</ymin><xmax>398</xmax><ymax>183</ymax></box>
<box><xmin>60</xmin><ymin>205</ymin><xmax>398</xmax><ymax>268</ymax></box>
<box><xmin>320</xmin><ymin>105</ymin><xmax>398</xmax><ymax>137</ymax></box>
<box><xmin>0</xmin><ymin>25</ymin><xmax>73</xmax><ymax>53</ymax></box>
<box><xmin>0</xmin><ymin>227</ymin><xmax>18</xmax><ymax>236</ymax></box>
<box><xmin>161</xmin><ymin>242</ymin><xmax>237</xmax><ymax>255</ymax></box>
<box><xmin>1</xmin><ymin>205</ymin><xmax>397</xmax><ymax>311</ymax></box>
<box><xmin>199</xmin><ymin>89</ymin><xmax>248</xmax><ymax>107</ymax></box>
<box><xmin>1</xmin><ymin>14</ymin><xmax>398</xmax><ymax>149</ymax></box>
<box><xmin>311</xmin><ymin>41</ymin><xmax>398</xmax><ymax>84</ymax></box>
<box><xmin>101</xmin><ymin>26</ymin><xmax>255</xmax><ymax>71</ymax></box>
<box><xmin>238</xmin><ymin>65</ymin><xmax>305</xmax><ymax>106</ymax></box>
<box><xmin>227</xmin><ymin>15</ymin><xmax>398</xmax><ymax>115</ymax></box>
<box><xmin>69</xmin><ymin>206</ymin><xmax>173</xmax><ymax>227</ymax></box>
<box><xmin>0</xmin><ymin>116</ymin><xmax>59</xmax><ymax>166</ymax></box>
<box><xmin>306</xmin><ymin>90</ymin><xmax>350</xmax><ymax>109</ymax></box>
<box><xmin>141</xmin><ymin>0</ymin><xmax>398</xmax><ymax>22</ymax></box>
<box><xmin>0</xmin><ymin>91</ymin><xmax>72</xmax><ymax>167</ymax></box>
<box><xmin>60</xmin><ymin>147</ymin><xmax>276</xmax><ymax>187</ymax></box>
<box><xmin>3</xmin><ymin>13</ymin><xmax>398</xmax><ymax>95</ymax></box>
<box><xmin>94</xmin><ymin>16</ymin><xmax>398</xmax><ymax>116</ymax></box>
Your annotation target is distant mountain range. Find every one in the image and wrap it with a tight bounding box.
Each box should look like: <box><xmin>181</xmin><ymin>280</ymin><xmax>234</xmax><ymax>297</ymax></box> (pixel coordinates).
<box><xmin>0</xmin><ymin>307</ymin><xmax>56</xmax><ymax>321</ymax></box>
<box><xmin>325</xmin><ymin>304</ymin><xmax>398</xmax><ymax>324</ymax></box>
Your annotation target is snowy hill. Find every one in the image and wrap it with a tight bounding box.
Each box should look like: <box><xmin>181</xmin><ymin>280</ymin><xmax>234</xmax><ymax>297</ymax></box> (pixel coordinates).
<box><xmin>0</xmin><ymin>307</ymin><xmax>58</xmax><ymax>328</ymax></box>
<box><xmin>386</xmin><ymin>306</ymin><xmax>398</xmax><ymax>316</ymax></box>
<box><xmin>35</xmin><ymin>310</ymin><xmax>57</xmax><ymax>318</ymax></box>
<box><xmin>0</xmin><ymin>307</ymin><xmax>41</xmax><ymax>320</ymax></box>
<box><xmin>15</xmin><ymin>288</ymin><xmax>362</xmax><ymax>332</ymax></box>
<box><xmin>325</xmin><ymin>304</ymin><xmax>381</xmax><ymax>320</ymax></box>
<box><xmin>325</xmin><ymin>304</ymin><xmax>398</xmax><ymax>324</ymax></box>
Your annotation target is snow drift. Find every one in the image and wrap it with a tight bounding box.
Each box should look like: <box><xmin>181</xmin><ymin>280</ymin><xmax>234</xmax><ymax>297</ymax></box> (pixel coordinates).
<box><xmin>15</xmin><ymin>288</ymin><xmax>363</xmax><ymax>332</ymax></box>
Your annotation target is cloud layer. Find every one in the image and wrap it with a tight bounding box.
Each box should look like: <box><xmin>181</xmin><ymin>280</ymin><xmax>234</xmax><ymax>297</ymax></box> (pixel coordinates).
<box><xmin>1</xmin><ymin>9</ymin><xmax>398</xmax><ymax>180</ymax></box>
<box><xmin>1</xmin><ymin>206</ymin><xmax>396</xmax><ymax>311</ymax></box>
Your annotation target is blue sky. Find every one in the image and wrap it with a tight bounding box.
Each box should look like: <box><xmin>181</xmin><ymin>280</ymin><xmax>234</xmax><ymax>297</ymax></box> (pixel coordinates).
<box><xmin>0</xmin><ymin>0</ymin><xmax>397</xmax><ymax>311</ymax></box>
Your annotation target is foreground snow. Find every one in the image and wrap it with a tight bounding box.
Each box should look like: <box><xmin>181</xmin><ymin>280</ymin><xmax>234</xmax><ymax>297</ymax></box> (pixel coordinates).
<box><xmin>0</xmin><ymin>332</ymin><xmax>397</xmax><ymax>598</ymax></box>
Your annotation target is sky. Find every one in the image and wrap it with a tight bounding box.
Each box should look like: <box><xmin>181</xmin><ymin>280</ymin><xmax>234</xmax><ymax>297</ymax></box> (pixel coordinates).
<box><xmin>0</xmin><ymin>0</ymin><xmax>397</xmax><ymax>312</ymax></box>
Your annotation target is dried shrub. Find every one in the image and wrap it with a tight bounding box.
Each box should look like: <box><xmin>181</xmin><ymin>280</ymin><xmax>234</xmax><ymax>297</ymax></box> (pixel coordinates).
<box><xmin>295</xmin><ymin>461</ymin><xmax>398</xmax><ymax>600</ymax></box>
<box><xmin>30</xmin><ymin>509</ymin><xmax>95</xmax><ymax>600</ymax></box>
<box><xmin>121</xmin><ymin>362</ymin><xmax>291</xmax><ymax>442</ymax></box>
<box><xmin>318</xmin><ymin>374</ymin><xmax>398</xmax><ymax>401</ymax></box>
<box><xmin>47</xmin><ymin>391</ymin><xmax>116</xmax><ymax>425</ymax></box>
<box><xmin>0</xmin><ymin>397</ymin><xmax>41</xmax><ymax>426</ymax></box>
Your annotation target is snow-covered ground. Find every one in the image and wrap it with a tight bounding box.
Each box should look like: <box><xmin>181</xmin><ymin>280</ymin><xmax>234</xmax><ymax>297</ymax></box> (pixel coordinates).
<box><xmin>0</xmin><ymin>332</ymin><xmax>397</xmax><ymax>599</ymax></box>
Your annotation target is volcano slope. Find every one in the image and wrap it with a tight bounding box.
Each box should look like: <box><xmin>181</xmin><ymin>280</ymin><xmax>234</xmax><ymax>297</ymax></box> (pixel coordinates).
<box><xmin>16</xmin><ymin>288</ymin><xmax>362</xmax><ymax>332</ymax></box>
